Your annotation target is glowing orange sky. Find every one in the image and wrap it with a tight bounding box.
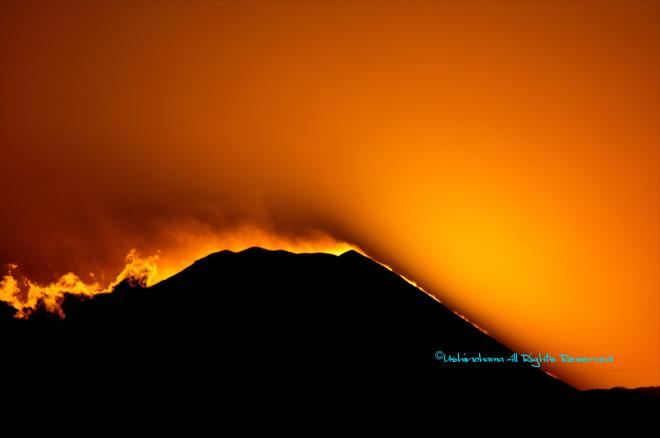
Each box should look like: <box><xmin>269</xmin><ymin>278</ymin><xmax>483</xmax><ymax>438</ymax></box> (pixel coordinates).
<box><xmin>0</xmin><ymin>1</ymin><xmax>658</xmax><ymax>389</ymax></box>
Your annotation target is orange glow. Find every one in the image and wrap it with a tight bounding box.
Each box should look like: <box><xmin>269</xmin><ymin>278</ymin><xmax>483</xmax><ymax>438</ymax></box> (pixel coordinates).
<box><xmin>143</xmin><ymin>225</ymin><xmax>359</xmax><ymax>285</ymax></box>
<box><xmin>0</xmin><ymin>1</ymin><xmax>658</xmax><ymax>389</ymax></box>
<box><xmin>0</xmin><ymin>230</ymin><xmax>358</xmax><ymax>318</ymax></box>
<box><xmin>0</xmin><ymin>250</ymin><xmax>158</xmax><ymax>318</ymax></box>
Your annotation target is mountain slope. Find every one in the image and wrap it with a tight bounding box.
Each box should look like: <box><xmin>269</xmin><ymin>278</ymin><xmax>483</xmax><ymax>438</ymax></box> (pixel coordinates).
<box><xmin>0</xmin><ymin>248</ymin><xmax>655</xmax><ymax>433</ymax></box>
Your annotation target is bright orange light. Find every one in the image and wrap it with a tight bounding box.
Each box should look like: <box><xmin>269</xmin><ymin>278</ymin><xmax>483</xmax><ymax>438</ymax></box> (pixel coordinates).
<box><xmin>0</xmin><ymin>1</ymin><xmax>657</xmax><ymax>390</ymax></box>
<box><xmin>0</xmin><ymin>229</ymin><xmax>358</xmax><ymax>318</ymax></box>
<box><xmin>0</xmin><ymin>250</ymin><xmax>158</xmax><ymax>318</ymax></box>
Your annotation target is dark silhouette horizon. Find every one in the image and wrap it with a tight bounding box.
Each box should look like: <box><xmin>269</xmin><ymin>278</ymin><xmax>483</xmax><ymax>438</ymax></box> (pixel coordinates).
<box><xmin>1</xmin><ymin>247</ymin><xmax>657</xmax><ymax>433</ymax></box>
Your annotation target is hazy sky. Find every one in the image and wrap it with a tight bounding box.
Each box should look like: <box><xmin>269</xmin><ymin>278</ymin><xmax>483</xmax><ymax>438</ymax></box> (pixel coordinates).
<box><xmin>1</xmin><ymin>1</ymin><xmax>658</xmax><ymax>389</ymax></box>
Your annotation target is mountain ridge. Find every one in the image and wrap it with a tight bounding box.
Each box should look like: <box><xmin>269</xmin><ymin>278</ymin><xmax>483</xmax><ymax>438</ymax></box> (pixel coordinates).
<box><xmin>0</xmin><ymin>247</ymin><xmax>657</xmax><ymax>433</ymax></box>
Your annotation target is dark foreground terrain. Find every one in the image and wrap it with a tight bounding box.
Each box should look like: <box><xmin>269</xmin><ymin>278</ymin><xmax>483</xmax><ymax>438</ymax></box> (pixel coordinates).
<box><xmin>1</xmin><ymin>248</ymin><xmax>657</xmax><ymax>434</ymax></box>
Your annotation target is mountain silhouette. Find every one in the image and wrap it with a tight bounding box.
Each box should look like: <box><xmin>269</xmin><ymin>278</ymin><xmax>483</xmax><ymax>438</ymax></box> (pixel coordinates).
<box><xmin>1</xmin><ymin>248</ymin><xmax>657</xmax><ymax>434</ymax></box>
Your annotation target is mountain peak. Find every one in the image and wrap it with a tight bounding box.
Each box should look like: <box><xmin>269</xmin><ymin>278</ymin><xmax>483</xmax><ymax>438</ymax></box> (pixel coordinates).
<box><xmin>2</xmin><ymin>247</ymin><xmax>654</xmax><ymax>431</ymax></box>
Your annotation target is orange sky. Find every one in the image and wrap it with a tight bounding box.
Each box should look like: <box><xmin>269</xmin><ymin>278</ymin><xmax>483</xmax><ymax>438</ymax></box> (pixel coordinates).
<box><xmin>0</xmin><ymin>1</ymin><xmax>658</xmax><ymax>389</ymax></box>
